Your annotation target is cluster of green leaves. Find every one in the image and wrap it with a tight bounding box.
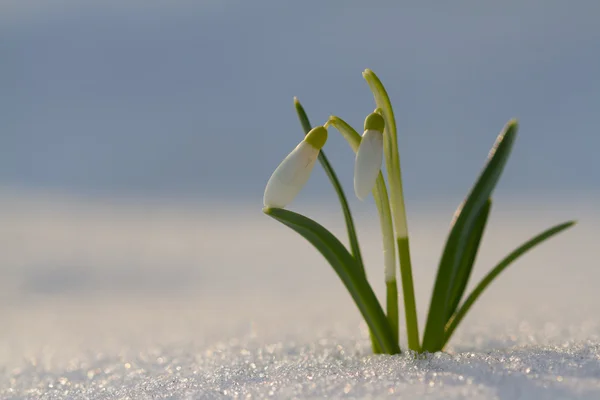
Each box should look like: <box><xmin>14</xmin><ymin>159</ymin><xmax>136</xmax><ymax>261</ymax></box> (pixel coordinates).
<box><xmin>263</xmin><ymin>71</ymin><xmax>575</xmax><ymax>354</ymax></box>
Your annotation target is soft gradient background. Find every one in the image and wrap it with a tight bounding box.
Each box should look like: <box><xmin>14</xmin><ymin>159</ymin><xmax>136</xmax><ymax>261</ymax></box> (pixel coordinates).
<box><xmin>2</xmin><ymin>1</ymin><xmax>599</xmax><ymax>201</ymax></box>
<box><xmin>1</xmin><ymin>0</ymin><xmax>599</xmax><ymax>341</ymax></box>
<box><xmin>1</xmin><ymin>2</ymin><xmax>600</xmax><ymax>397</ymax></box>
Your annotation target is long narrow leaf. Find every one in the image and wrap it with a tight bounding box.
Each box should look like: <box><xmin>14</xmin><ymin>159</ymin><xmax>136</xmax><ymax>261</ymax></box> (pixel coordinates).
<box><xmin>422</xmin><ymin>120</ymin><xmax>518</xmax><ymax>353</ymax></box>
<box><xmin>294</xmin><ymin>98</ymin><xmax>365</xmax><ymax>274</ymax></box>
<box><xmin>263</xmin><ymin>207</ymin><xmax>401</xmax><ymax>354</ymax></box>
<box><xmin>443</xmin><ymin>220</ymin><xmax>576</xmax><ymax>347</ymax></box>
<box><xmin>446</xmin><ymin>198</ymin><xmax>492</xmax><ymax>322</ymax></box>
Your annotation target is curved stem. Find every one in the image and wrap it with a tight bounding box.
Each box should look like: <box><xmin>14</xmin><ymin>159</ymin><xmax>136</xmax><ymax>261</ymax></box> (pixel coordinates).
<box><xmin>363</xmin><ymin>70</ymin><xmax>420</xmax><ymax>352</ymax></box>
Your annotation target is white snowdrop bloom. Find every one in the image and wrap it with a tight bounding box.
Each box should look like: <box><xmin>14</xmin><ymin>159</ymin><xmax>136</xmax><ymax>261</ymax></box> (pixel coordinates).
<box><xmin>354</xmin><ymin>112</ymin><xmax>385</xmax><ymax>200</ymax></box>
<box><xmin>263</xmin><ymin>126</ymin><xmax>328</xmax><ymax>208</ymax></box>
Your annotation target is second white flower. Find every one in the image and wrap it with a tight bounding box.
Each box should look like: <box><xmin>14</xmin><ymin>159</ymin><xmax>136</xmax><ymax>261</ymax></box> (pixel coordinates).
<box><xmin>354</xmin><ymin>112</ymin><xmax>385</xmax><ymax>200</ymax></box>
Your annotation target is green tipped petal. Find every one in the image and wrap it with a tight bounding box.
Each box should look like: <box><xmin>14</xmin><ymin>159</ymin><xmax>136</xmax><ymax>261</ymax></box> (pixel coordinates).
<box><xmin>263</xmin><ymin>141</ymin><xmax>320</xmax><ymax>208</ymax></box>
<box><xmin>354</xmin><ymin>130</ymin><xmax>384</xmax><ymax>200</ymax></box>
<box><xmin>304</xmin><ymin>126</ymin><xmax>328</xmax><ymax>149</ymax></box>
<box><xmin>364</xmin><ymin>112</ymin><xmax>385</xmax><ymax>133</ymax></box>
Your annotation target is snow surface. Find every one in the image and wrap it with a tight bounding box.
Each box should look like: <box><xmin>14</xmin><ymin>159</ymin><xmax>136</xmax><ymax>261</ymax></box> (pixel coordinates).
<box><xmin>1</xmin><ymin>193</ymin><xmax>599</xmax><ymax>399</ymax></box>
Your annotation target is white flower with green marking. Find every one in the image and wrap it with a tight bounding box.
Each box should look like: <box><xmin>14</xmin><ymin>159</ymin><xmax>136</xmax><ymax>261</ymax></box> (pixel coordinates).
<box><xmin>263</xmin><ymin>126</ymin><xmax>328</xmax><ymax>208</ymax></box>
<box><xmin>354</xmin><ymin>112</ymin><xmax>385</xmax><ymax>200</ymax></box>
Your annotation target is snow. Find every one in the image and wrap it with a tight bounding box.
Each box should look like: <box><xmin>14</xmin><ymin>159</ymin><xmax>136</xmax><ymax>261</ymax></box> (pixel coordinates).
<box><xmin>0</xmin><ymin>193</ymin><xmax>599</xmax><ymax>399</ymax></box>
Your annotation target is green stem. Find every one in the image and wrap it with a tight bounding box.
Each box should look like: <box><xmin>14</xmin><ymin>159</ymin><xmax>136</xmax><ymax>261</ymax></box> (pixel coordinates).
<box><xmin>386</xmin><ymin>279</ymin><xmax>399</xmax><ymax>343</ymax></box>
<box><xmin>397</xmin><ymin>237</ymin><xmax>420</xmax><ymax>352</ymax></box>
<box><xmin>375</xmin><ymin>175</ymin><xmax>399</xmax><ymax>348</ymax></box>
<box><xmin>363</xmin><ymin>70</ymin><xmax>420</xmax><ymax>352</ymax></box>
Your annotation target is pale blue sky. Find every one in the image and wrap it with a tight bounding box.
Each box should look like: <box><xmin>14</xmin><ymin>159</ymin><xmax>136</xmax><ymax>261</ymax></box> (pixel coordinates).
<box><xmin>1</xmin><ymin>1</ymin><xmax>599</xmax><ymax>204</ymax></box>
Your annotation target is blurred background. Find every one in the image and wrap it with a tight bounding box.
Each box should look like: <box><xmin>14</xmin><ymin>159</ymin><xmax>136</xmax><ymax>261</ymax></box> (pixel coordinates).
<box><xmin>0</xmin><ymin>1</ymin><xmax>599</xmax><ymax>342</ymax></box>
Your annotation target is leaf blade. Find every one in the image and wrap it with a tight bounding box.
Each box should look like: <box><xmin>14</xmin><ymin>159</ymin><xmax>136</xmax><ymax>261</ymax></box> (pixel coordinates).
<box><xmin>443</xmin><ymin>220</ymin><xmax>576</xmax><ymax>347</ymax></box>
<box><xmin>263</xmin><ymin>207</ymin><xmax>401</xmax><ymax>354</ymax></box>
<box><xmin>422</xmin><ymin>120</ymin><xmax>518</xmax><ymax>353</ymax></box>
<box><xmin>446</xmin><ymin>198</ymin><xmax>492</xmax><ymax>322</ymax></box>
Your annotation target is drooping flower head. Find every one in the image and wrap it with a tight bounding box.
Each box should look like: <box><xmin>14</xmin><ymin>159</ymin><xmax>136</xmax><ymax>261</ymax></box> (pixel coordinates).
<box><xmin>263</xmin><ymin>126</ymin><xmax>328</xmax><ymax>208</ymax></box>
<box><xmin>354</xmin><ymin>112</ymin><xmax>385</xmax><ymax>200</ymax></box>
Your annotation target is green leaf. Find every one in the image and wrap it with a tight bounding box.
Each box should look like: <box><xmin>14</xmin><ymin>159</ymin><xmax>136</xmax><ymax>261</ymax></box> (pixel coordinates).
<box><xmin>422</xmin><ymin>120</ymin><xmax>518</xmax><ymax>353</ymax></box>
<box><xmin>446</xmin><ymin>198</ymin><xmax>492</xmax><ymax>322</ymax></box>
<box><xmin>263</xmin><ymin>207</ymin><xmax>401</xmax><ymax>355</ymax></box>
<box><xmin>443</xmin><ymin>220</ymin><xmax>576</xmax><ymax>347</ymax></box>
<box><xmin>294</xmin><ymin>98</ymin><xmax>365</xmax><ymax>274</ymax></box>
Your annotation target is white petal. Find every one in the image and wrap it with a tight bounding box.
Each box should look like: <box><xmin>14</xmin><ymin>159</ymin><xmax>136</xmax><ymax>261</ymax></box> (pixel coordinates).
<box><xmin>263</xmin><ymin>141</ymin><xmax>319</xmax><ymax>208</ymax></box>
<box><xmin>354</xmin><ymin>129</ymin><xmax>383</xmax><ymax>200</ymax></box>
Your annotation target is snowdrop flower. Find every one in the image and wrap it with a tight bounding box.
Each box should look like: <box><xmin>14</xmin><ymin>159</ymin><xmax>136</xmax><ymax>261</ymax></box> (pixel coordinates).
<box><xmin>354</xmin><ymin>112</ymin><xmax>385</xmax><ymax>200</ymax></box>
<box><xmin>263</xmin><ymin>126</ymin><xmax>328</xmax><ymax>208</ymax></box>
